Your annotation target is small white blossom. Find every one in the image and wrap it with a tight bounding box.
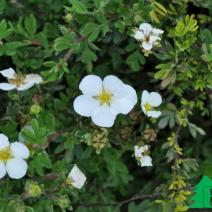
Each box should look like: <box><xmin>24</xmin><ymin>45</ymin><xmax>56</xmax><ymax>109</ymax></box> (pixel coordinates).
<box><xmin>68</xmin><ymin>165</ymin><xmax>86</xmax><ymax>189</ymax></box>
<box><xmin>0</xmin><ymin>67</ymin><xmax>43</xmax><ymax>91</ymax></box>
<box><xmin>0</xmin><ymin>134</ymin><xmax>30</xmax><ymax>179</ymax></box>
<box><xmin>141</xmin><ymin>90</ymin><xmax>162</xmax><ymax>118</ymax></box>
<box><xmin>73</xmin><ymin>75</ymin><xmax>137</xmax><ymax>127</ymax></box>
<box><xmin>133</xmin><ymin>23</ymin><xmax>163</xmax><ymax>51</ymax></box>
<box><xmin>134</xmin><ymin>145</ymin><xmax>152</xmax><ymax>167</ymax></box>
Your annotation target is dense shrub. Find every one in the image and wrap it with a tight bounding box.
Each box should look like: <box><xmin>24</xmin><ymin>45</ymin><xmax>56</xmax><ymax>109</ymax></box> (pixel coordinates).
<box><xmin>0</xmin><ymin>0</ymin><xmax>211</xmax><ymax>211</ymax></box>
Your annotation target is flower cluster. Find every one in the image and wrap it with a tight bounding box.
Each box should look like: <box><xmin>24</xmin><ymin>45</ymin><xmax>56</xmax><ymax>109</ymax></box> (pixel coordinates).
<box><xmin>74</xmin><ymin>75</ymin><xmax>162</xmax><ymax>127</ymax></box>
<box><xmin>0</xmin><ymin>68</ymin><xmax>162</xmax><ymax>181</ymax></box>
<box><xmin>133</xmin><ymin>23</ymin><xmax>163</xmax><ymax>52</ymax></box>
<box><xmin>134</xmin><ymin>145</ymin><xmax>152</xmax><ymax>167</ymax></box>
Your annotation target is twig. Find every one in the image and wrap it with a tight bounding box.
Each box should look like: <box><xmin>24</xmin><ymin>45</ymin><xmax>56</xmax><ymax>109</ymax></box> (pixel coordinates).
<box><xmin>117</xmin><ymin>192</ymin><xmax>162</xmax><ymax>208</ymax></box>
<box><xmin>63</xmin><ymin>36</ymin><xmax>85</xmax><ymax>62</ymax></box>
<box><xmin>78</xmin><ymin>192</ymin><xmax>163</xmax><ymax>209</ymax></box>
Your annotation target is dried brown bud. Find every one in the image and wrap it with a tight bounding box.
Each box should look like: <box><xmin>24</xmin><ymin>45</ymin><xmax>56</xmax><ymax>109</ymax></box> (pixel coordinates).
<box><xmin>143</xmin><ymin>129</ymin><xmax>157</xmax><ymax>142</ymax></box>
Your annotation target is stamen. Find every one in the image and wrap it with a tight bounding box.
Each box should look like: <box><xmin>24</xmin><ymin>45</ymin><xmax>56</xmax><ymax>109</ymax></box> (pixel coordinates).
<box><xmin>0</xmin><ymin>147</ymin><xmax>12</xmax><ymax>161</ymax></box>
<box><xmin>144</xmin><ymin>102</ymin><xmax>152</xmax><ymax>112</ymax></box>
<box><xmin>8</xmin><ymin>74</ymin><xmax>26</xmax><ymax>87</ymax></box>
<box><xmin>96</xmin><ymin>89</ymin><xmax>113</xmax><ymax>105</ymax></box>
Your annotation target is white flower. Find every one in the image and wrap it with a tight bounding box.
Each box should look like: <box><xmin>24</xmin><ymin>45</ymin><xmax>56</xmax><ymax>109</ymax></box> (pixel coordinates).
<box><xmin>0</xmin><ymin>67</ymin><xmax>43</xmax><ymax>91</ymax></box>
<box><xmin>73</xmin><ymin>75</ymin><xmax>137</xmax><ymax>127</ymax></box>
<box><xmin>134</xmin><ymin>145</ymin><xmax>152</xmax><ymax>167</ymax></box>
<box><xmin>0</xmin><ymin>134</ymin><xmax>30</xmax><ymax>179</ymax></box>
<box><xmin>141</xmin><ymin>90</ymin><xmax>162</xmax><ymax>118</ymax></box>
<box><xmin>134</xmin><ymin>23</ymin><xmax>164</xmax><ymax>51</ymax></box>
<box><xmin>68</xmin><ymin>165</ymin><xmax>86</xmax><ymax>189</ymax></box>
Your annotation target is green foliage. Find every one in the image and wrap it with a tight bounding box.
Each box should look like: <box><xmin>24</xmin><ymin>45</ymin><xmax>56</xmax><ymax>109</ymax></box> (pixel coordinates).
<box><xmin>0</xmin><ymin>0</ymin><xmax>211</xmax><ymax>212</ymax></box>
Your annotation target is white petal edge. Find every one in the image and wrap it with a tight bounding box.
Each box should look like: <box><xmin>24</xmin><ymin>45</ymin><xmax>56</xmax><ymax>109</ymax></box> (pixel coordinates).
<box><xmin>134</xmin><ymin>146</ymin><xmax>142</xmax><ymax>158</ymax></box>
<box><xmin>142</xmin><ymin>41</ymin><xmax>153</xmax><ymax>51</ymax></box>
<box><xmin>91</xmin><ymin>105</ymin><xmax>116</xmax><ymax>128</ymax></box>
<box><xmin>152</xmin><ymin>28</ymin><xmax>164</xmax><ymax>35</ymax></box>
<box><xmin>0</xmin><ymin>68</ymin><xmax>16</xmax><ymax>79</ymax></box>
<box><xmin>6</xmin><ymin>158</ymin><xmax>27</xmax><ymax>179</ymax></box>
<box><xmin>110</xmin><ymin>97</ymin><xmax>135</xmax><ymax>115</ymax></box>
<box><xmin>141</xmin><ymin>156</ymin><xmax>152</xmax><ymax>167</ymax></box>
<box><xmin>73</xmin><ymin>95</ymin><xmax>99</xmax><ymax>117</ymax></box>
<box><xmin>103</xmin><ymin>75</ymin><xmax>124</xmax><ymax>94</ymax></box>
<box><xmin>149</xmin><ymin>92</ymin><xmax>162</xmax><ymax>107</ymax></box>
<box><xmin>147</xmin><ymin>110</ymin><xmax>161</xmax><ymax>118</ymax></box>
<box><xmin>17</xmin><ymin>81</ymin><xmax>35</xmax><ymax>91</ymax></box>
<box><xmin>0</xmin><ymin>162</ymin><xmax>6</xmax><ymax>179</ymax></box>
<box><xmin>141</xmin><ymin>90</ymin><xmax>150</xmax><ymax>104</ymax></box>
<box><xmin>68</xmin><ymin>165</ymin><xmax>86</xmax><ymax>189</ymax></box>
<box><xmin>79</xmin><ymin>75</ymin><xmax>102</xmax><ymax>96</ymax></box>
<box><xmin>0</xmin><ymin>134</ymin><xmax>10</xmax><ymax>150</ymax></box>
<box><xmin>10</xmin><ymin>142</ymin><xmax>30</xmax><ymax>159</ymax></box>
<box><xmin>25</xmin><ymin>74</ymin><xmax>43</xmax><ymax>84</ymax></box>
<box><xmin>134</xmin><ymin>31</ymin><xmax>144</xmax><ymax>40</ymax></box>
<box><xmin>139</xmin><ymin>23</ymin><xmax>152</xmax><ymax>35</ymax></box>
<box><xmin>121</xmin><ymin>84</ymin><xmax>137</xmax><ymax>104</ymax></box>
<box><xmin>0</xmin><ymin>83</ymin><xmax>16</xmax><ymax>91</ymax></box>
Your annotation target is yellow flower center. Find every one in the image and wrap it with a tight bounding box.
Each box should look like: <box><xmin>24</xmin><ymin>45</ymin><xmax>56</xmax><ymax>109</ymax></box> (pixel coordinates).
<box><xmin>96</xmin><ymin>89</ymin><xmax>113</xmax><ymax>105</ymax></box>
<box><xmin>8</xmin><ymin>74</ymin><xmax>26</xmax><ymax>87</ymax></box>
<box><xmin>0</xmin><ymin>147</ymin><xmax>12</xmax><ymax>161</ymax></box>
<box><xmin>144</xmin><ymin>102</ymin><xmax>152</xmax><ymax>112</ymax></box>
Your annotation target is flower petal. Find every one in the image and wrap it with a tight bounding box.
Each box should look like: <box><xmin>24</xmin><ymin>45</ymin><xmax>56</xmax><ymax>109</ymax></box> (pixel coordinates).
<box><xmin>25</xmin><ymin>74</ymin><xmax>43</xmax><ymax>84</ymax></box>
<box><xmin>0</xmin><ymin>162</ymin><xmax>6</xmax><ymax>179</ymax></box>
<box><xmin>10</xmin><ymin>142</ymin><xmax>30</xmax><ymax>159</ymax></box>
<box><xmin>147</xmin><ymin>110</ymin><xmax>161</xmax><ymax>118</ymax></box>
<box><xmin>0</xmin><ymin>134</ymin><xmax>9</xmax><ymax>150</ymax></box>
<box><xmin>73</xmin><ymin>95</ymin><xmax>99</xmax><ymax>117</ymax></box>
<box><xmin>152</xmin><ymin>28</ymin><xmax>164</xmax><ymax>35</ymax></box>
<box><xmin>142</xmin><ymin>41</ymin><xmax>153</xmax><ymax>51</ymax></box>
<box><xmin>141</xmin><ymin>156</ymin><xmax>152</xmax><ymax>167</ymax></box>
<box><xmin>6</xmin><ymin>158</ymin><xmax>27</xmax><ymax>179</ymax></box>
<box><xmin>134</xmin><ymin>31</ymin><xmax>144</xmax><ymax>40</ymax></box>
<box><xmin>103</xmin><ymin>75</ymin><xmax>124</xmax><ymax>94</ymax></box>
<box><xmin>0</xmin><ymin>83</ymin><xmax>16</xmax><ymax>91</ymax></box>
<box><xmin>149</xmin><ymin>92</ymin><xmax>162</xmax><ymax>106</ymax></box>
<box><xmin>111</xmin><ymin>97</ymin><xmax>135</xmax><ymax>115</ymax></box>
<box><xmin>134</xmin><ymin>146</ymin><xmax>142</xmax><ymax>158</ymax></box>
<box><xmin>0</xmin><ymin>68</ymin><xmax>16</xmax><ymax>79</ymax></box>
<box><xmin>139</xmin><ymin>23</ymin><xmax>152</xmax><ymax>35</ymax></box>
<box><xmin>141</xmin><ymin>90</ymin><xmax>150</xmax><ymax>104</ymax></box>
<box><xmin>17</xmin><ymin>81</ymin><xmax>35</xmax><ymax>91</ymax></box>
<box><xmin>121</xmin><ymin>84</ymin><xmax>137</xmax><ymax>104</ymax></box>
<box><xmin>79</xmin><ymin>75</ymin><xmax>102</xmax><ymax>96</ymax></box>
<box><xmin>91</xmin><ymin>105</ymin><xmax>116</xmax><ymax>127</ymax></box>
<box><xmin>68</xmin><ymin>165</ymin><xmax>86</xmax><ymax>189</ymax></box>
<box><xmin>149</xmin><ymin>35</ymin><xmax>160</xmax><ymax>44</ymax></box>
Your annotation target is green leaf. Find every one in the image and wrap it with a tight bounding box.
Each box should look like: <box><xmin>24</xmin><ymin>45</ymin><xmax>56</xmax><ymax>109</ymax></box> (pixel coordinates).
<box><xmin>0</xmin><ymin>19</ymin><xmax>11</xmax><ymax>39</ymax></box>
<box><xmin>126</xmin><ymin>50</ymin><xmax>145</xmax><ymax>71</ymax></box>
<box><xmin>80</xmin><ymin>23</ymin><xmax>100</xmax><ymax>42</ymax></box>
<box><xmin>70</xmin><ymin>0</ymin><xmax>88</xmax><ymax>14</ymax></box>
<box><xmin>0</xmin><ymin>0</ymin><xmax>6</xmax><ymax>14</ymax></box>
<box><xmin>81</xmin><ymin>46</ymin><xmax>97</xmax><ymax>63</ymax></box>
<box><xmin>24</xmin><ymin>14</ymin><xmax>37</xmax><ymax>35</ymax></box>
<box><xmin>30</xmin><ymin>151</ymin><xmax>52</xmax><ymax>176</ymax></box>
